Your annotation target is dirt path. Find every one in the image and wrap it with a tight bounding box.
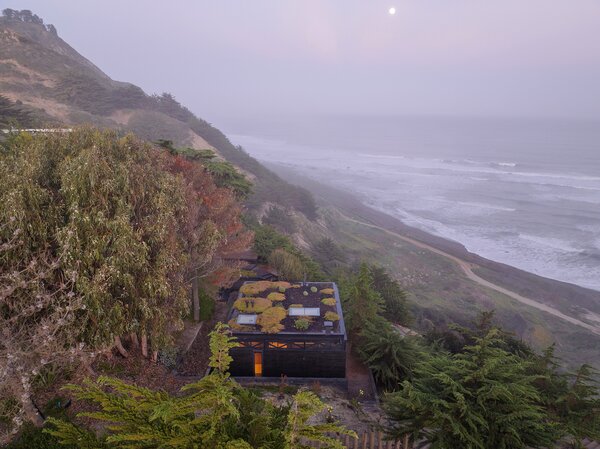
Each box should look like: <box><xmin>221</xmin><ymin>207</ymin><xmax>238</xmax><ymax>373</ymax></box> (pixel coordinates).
<box><xmin>342</xmin><ymin>214</ymin><xmax>600</xmax><ymax>336</ymax></box>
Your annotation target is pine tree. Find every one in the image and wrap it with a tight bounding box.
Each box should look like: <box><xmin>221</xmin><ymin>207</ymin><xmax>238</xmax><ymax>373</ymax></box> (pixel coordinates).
<box><xmin>340</xmin><ymin>263</ymin><xmax>384</xmax><ymax>340</ymax></box>
<box><xmin>285</xmin><ymin>390</ymin><xmax>357</xmax><ymax>449</ymax></box>
<box><xmin>384</xmin><ymin>329</ymin><xmax>561</xmax><ymax>449</ymax></box>
<box><xmin>358</xmin><ymin>317</ymin><xmax>422</xmax><ymax>391</ymax></box>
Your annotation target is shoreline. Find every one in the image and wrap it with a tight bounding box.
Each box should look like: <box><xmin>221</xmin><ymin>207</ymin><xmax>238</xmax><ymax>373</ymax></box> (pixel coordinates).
<box><xmin>265</xmin><ymin>162</ymin><xmax>600</xmax><ymax>330</ymax></box>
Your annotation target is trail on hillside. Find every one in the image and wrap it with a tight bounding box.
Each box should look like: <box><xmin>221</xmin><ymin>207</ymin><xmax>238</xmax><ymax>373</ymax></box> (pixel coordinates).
<box><xmin>341</xmin><ymin>213</ymin><xmax>600</xmax><ymax>336</ymax></box>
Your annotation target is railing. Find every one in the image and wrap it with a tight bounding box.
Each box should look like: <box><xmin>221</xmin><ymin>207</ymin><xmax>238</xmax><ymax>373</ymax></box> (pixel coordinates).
<box><xmin>315</xmin><ymin>431</ymin><xmax>412</xmax><ymax>449</ymax></box>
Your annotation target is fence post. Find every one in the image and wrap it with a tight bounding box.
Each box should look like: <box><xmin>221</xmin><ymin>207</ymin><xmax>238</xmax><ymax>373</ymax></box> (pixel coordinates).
<box><xmin>362</xmin><ymin>432</ymin><xmax>367</xmax><ymax>449</ymax></box>
<box><xmin>403</xmin><ymin>435</ymin><xmax>409</xmax><ymax>449</ymax></box>
<box><xmin>370</xmin><ymin>430</ymin><xmax>375</xmax><ymax>448</ymax></box>
<box><xmin>377</xmin><ymin>431</ymin><xmax>382</xmax><ymax>448</ymax></box>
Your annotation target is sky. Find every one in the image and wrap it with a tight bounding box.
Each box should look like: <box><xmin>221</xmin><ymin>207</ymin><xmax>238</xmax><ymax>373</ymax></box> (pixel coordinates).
<box><xmin>5</xmin><ymin>0</ymin><xmax>600</xmax><ymax>121</ymax></box>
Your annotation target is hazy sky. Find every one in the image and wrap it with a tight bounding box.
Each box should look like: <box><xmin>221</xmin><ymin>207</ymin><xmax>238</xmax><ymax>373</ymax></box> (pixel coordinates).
<box><xmin>6</xmin><ymin>1</ymin><xmax>600</xmax><ymax>121</ymax></box>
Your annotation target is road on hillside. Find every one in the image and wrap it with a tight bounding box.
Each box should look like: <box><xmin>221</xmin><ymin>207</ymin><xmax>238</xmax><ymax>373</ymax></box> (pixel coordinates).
<box><xmin>343</xmin><ymin>214</ymin><xmax>600</xmax><ymax>336</ymax></box>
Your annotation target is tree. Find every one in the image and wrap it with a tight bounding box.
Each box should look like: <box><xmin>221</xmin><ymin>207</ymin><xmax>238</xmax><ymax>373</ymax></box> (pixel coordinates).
<box><xmin>358</xmin><ymin>317</ymin><xmax>422</xmax><ymax>391</ymax></box>
<box><xmin>46</xmin><ymin>324</ymin><xmax>355</xmax><ymax>449</ymax></box>
<box><xmin>369</xmin><ymin>265</ymin><xmax>412</xmax><ymax>326</ymax></box>
<box><xmin>1</xmin><ymin>129</ymin><xmax>251</xmax><ymax>437</ymax></box>
<box><xmin>285</xmin><ymin>390</ymin><xmax>357</xmax><ymax>449</ymax></box>
<box><xmin>339</xmin><ymin>263</ymin><xmax>384</xmax><ymax>340</ymax></box>
<box><xmin>384</xmin><ymin>329</ymin><xmax>561</xmax><ymax>449</ymax></box>
<box><xmin>269</xmin><ymin>248</ymin><xmax>304</xmax><ymax>281</ymax></box>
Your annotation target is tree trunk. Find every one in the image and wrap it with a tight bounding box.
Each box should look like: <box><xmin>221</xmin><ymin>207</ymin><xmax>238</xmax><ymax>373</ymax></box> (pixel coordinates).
<box><xmin>151</xmin><ymin>350</ymin><xmax>158</xmax><ymax>363</ymax></box>
<box><xmin>192</xmin><ymin>274</ymin><xmax>200</xmax><ymax>322</ymax></box>
<box><xmin>114</xmin><ymin>335</ymin><xmax>129</xmax><ymax>358</ymax></box>
<box><xmin>130</xmin><ymin>333</ymin><xmax>139</xmax><ymax>349</ymax></box>
<box><xmin>141</xmin><ymin>333</ymin><xmax>148</xmax><ymax>358</ymax></box>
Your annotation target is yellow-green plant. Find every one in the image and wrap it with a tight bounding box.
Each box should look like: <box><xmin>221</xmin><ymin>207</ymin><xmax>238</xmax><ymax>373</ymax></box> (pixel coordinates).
<box><xmin>257</xmin><ymin>307</ymin><xmax>287</xmax><ymax>334</ymax></box>
<box><xmin>233</xmin><ymin>297</ymin><xmax>271</xmax><ymax>313</ymax></box>
<box><xmin>320</xmin><ymin>288</ymin><xmax>334</xmax><ymax>295</ymax></box>
<box><xmin>324</xmin><ymin>311</ymin><xmax>340</xmax><ymax>322</ymax></box>
<box><xmin>267</xmin><ymin>292</ymin><xmax>286</xmax><ymax>302</ymax></box>
<box><xmin>289</xmin><ymin>304</ymin><xmax>303</xmax><ymax>308</ymax></box>
<box><xmin>321</xmin><ymin>297</ymin><xmax>336</xmax><ymax>307</ymax></box>
<box><xmin>294</xmin><ymin>318</ymin><xmax>311</xmax><ymax>331</ymax></box>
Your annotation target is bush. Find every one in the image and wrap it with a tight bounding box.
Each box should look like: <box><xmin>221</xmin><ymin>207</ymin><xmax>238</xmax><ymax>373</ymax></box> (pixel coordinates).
<box><xmin>268</xmin><ymin>248</ymin><xmax>304</xmax><ymax>281</ymax></box>
<box><xmin>320</xmin><ymin>288</ymin><xmax>334</xmax><ymax>295</ymax></box>
<box><xmin>303</xmin><ymin>291</ymin><xmax>309</xmax><ymax>297</ymax></box>
<box><xmin>267</xmin><ymin>292</ymin><xmax>286</xmax><ymax>302</ymax></box>
<box><xmin>321</xmin><ymin>297</ymin><xmax>336</xmax><ymax>307</ymax></box>
<box><xmin>310</xmin><ymin>286</ymin><xmax>318</xmax><ymax>293</ymax></box>
<box><xmin>294</xmin><ymin>318</ymin><xmax>311</xmax><ymax>331</ymax></box>
<box><xmin>257</xmin><ymin>307</ymin><xmax>287</xmax><ymax>334</ymax></box>
<box><xmin>158</xmin><ymin>347</ymin><xmax>179</xmax><ymax>369</ymax></box>
<box><xmin>240</xmin><ymin>281</ymin><xmax>291</xmax><ymax>296</ymax></box>
<box><xmin>233</xmin><ymin>297</ymin><xmax>272</xmax><ymax>313</ymax></box>
<box><xmin>278</xmin><ymin>286</ymin><xmax>287</xmax><ymax>293</ymax></box>
<box><xmin>324</xmin><ymin>312</ymin><xmax>340</xmax><ymax>322</ymax></box>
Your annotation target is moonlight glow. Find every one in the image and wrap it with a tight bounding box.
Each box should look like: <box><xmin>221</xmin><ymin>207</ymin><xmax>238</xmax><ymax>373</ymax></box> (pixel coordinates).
<box><xmin>389</xmin><ymin>7</ymin><xmax>396</xmax><ymax>15</ymax></box>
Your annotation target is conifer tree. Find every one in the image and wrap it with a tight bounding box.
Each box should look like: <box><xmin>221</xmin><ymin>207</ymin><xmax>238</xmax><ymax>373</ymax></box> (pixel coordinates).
<box><xmin>340</xmin><ymin>262</ymin><xmax>384</xmax><ymax>340</ymax></box>
<box><xmin>384</xmin><ymin>329</ymin><xmax>561</xmax><ymax>449</ymax></box>
<box><xmin>285</xmin><ymin>390</ymin><xmax>357</xmax><ymax>449</ymax></box>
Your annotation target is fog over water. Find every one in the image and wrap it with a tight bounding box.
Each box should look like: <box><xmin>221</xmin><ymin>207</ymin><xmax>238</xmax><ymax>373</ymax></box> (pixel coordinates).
<box><xmin>222</xmin><ymin>116</ymin><xmax>600</xmax><ymax>291</ymax></box>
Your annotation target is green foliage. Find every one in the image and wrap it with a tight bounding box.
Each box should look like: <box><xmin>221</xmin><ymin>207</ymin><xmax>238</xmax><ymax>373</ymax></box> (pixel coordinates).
<box><xmin>294</xmin><ymin>318</ymin><xmax>311</xmax><ymax>331</ymax></box>
<box><xmin>198</xmin><ymin>287</ymin><xmax>216</xmax><ymax>321</ymax></box>
<box><xmin>252</xmin><ymin>225</ymin><xmax>326</xmax><ymax>280</ymax></box>
<box><xmin>285</xmin><ymin>390</ymin><xmax>356</xmax><ymax>449</ymax></box>
<box><xmin>369</xmin><ymin>265</ymin><xmax>412</xmax><ymax>326</ymax></box>
<box><xmin>6</xmin><ymin>422</ymin><xmax>80</xmax><ymax>449</ymax></box>
<box><xmin>310</xmin><ymin>286</ymin><xmax>318</xmax><ymax>293</ymax></box>
<box><xmin>0</xmin><ymin>96</ymin><xmax>33</xmax><ymax>127</ymax></box>
<box><xmin>269</xmin><ymin>248</ymin><xmax>304</xmax><ymax>281</ymax></box>
<box><xmin>157</xmin><ymin>347</ymin><xmax>179</xmax><ymax>369</ymax></box>
<box><xmin>358</xmin><ymin>317</ymin><xmax>422</xmax><ymax>391</ymax></box>
<box><xmin>45</xmin><ymin>323</ymin><xmax>354</xmax><ymax>449</ymax></box>
<box><xmin>339</xmin><ymin>263</ymin><xmax>384</xmax><ymax>340</ymax></box>
<box><xmin>311</xmin><ymin>238</ymin><xmax>347</xmax><ymax>273</ymax></box>
<box><xmin>278</xmin><ymin>285</ymin><xmax>287</xmax><ymax>293</ymax></box>
<box><xmin>384</xmin><ymin>329</ymin><xmax>561</xmax><ymax>449</ymax></box>
<box><xmin>263</xmin><ymin>206</ymin><xmax>297</xmax><ymax>234</ymax></box>
<box><xmin>149</xmin><ymin>93</ymin><xmax>317</xmax><ymax>219</ymax></box>
<box><xmin>303</xmin><ymin>291</ymin><xmax>309</xmax><ymax>297</ymax></box>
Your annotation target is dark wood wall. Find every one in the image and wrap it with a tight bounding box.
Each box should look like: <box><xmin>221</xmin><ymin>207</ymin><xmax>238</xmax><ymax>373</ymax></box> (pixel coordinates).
<box><xmin>229</xmin><ymin>334</ymin><xmax>346</xmax><ymax>379</ymax></box>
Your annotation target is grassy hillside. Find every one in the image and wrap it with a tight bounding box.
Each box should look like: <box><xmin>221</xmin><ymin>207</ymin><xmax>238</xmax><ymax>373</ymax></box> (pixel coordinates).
<box><xmin>0</xmin><ymin>10</ymin><xmax>316</xmax><ymax>218</ymax></box>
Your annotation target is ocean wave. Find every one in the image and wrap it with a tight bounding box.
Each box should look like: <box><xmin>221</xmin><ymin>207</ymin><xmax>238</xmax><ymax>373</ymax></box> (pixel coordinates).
<box><xmin>518</xmin><ymin>234</ymin><xmax>581</xmax><ymax>254</ymax></box>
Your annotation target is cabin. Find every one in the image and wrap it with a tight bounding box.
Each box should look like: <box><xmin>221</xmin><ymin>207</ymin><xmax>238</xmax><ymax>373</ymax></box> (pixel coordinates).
<box><xmin>227</xmin><ymin>280</ymin><xmax>347</xmax><ymax>379</ymax></box>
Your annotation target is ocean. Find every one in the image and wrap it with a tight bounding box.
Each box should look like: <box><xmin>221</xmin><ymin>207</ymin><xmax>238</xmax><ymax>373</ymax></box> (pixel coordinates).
<box><xmin>220</xmin><ymin>115</ymin><xmax>600</xmax><ymax>292</ymax></box>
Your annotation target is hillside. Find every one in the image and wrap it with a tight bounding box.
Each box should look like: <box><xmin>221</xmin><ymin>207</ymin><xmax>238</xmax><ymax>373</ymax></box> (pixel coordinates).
<box><xmin>0</xmin><ymin>9</ymin><xmax>316</xmax><ymax>219</ymax></box>
<box><xmin>2</xmin><ymin>9</ymin><xmax>599</xmax><ymax>369</ymax></box>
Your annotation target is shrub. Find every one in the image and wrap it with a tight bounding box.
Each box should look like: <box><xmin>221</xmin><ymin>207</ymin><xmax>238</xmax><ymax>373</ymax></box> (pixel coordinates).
<box><xmin>303</xmin><ymin>291</ymin><xmax>309</xmax><ymax>297</ymax></box>
<box><xmin>321</xmin><ymin>297</ymin><xmax>336</xmax><ymax>307</ymax></box>
<box><xmin>310</xmin><ymin>286</ymin><xmax>318</xmax><ymax>293</ymax></box>
<box><xmin>324</xmin><ymin>312</ymin><xmax>340</xmax><ymax>322</ymax></box>
<box><xmin>267</xmin><ymin>292</ymin><xmax>286</xmax><ymax>302</ymax></box>
<box><xmin>158</xmin><ymin>347</ymin><xmax>179</xmax><ymax>369</ymax></box>
<box><xmin>320</xmin><ymin>288</ymin><xmax>334</xmax><ymax>295</ymax></box>
<box><xmin>268</xmin><ymin>248</ymin><xmax>303</xmax><ymax>281</ymax></box>
<box><xmin>233</xmin><ymin>297</ymin><xmax>272</xmax><ymax>313</ymax></box>
<box><xmin>240</xmin><ymin>281</ymin><xmax>275</xmax><ymax>296</ymax></box>
<box><xmin>257</xmin><ymin>307</ymin><xmax>287</xmax><ymax>334</ymax></box>
<box><xmin>278</xmin><ymin>285</ymin><xmax>287</xmax><ymax>293</ymax></box>
<box><xmin>294</xmin><ymin>318</ymin><xmax>311</xmax><ymax>331</ymax></box>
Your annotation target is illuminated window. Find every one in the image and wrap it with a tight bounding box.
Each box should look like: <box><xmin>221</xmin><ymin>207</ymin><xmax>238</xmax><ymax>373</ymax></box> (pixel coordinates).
<box><xmin>254</xmin><ymin>352</ymin><xmax>262</xmax><ymax>377</ymax></box>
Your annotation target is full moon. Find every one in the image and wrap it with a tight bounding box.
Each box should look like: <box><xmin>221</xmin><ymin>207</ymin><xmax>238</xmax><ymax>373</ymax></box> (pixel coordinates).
<box><xmin>388</xmin><ymin>7</ymin><xmax>396</xmax><ymax>15</ymax></box>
